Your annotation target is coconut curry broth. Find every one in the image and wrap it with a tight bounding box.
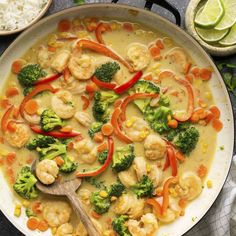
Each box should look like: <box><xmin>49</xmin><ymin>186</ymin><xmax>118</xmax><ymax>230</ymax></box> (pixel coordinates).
<box><xmin>0</xmin><ymin>18</ymin><xmax>220</xmax><ymax>235</ymax></box>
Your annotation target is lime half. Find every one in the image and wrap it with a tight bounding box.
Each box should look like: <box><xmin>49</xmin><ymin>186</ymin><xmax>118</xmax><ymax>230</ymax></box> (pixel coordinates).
<box><xmin>196</xmin><ymin>27</ymin><xmax>229</xmax><ymax>42</ymax></box>
<box><xmin>194</xmin><ymin>0</ymin><xmax>224</xmax><ymax>28</ymax></box>
<box><xmin>219</xmin><ymin>23</ymin><xmax>236</xmax><ymax>46</ymax></box>
<box><xmin>215</xmin><ymin>0</ymin><xmax>236</xmax><ymax>30</ymax></box>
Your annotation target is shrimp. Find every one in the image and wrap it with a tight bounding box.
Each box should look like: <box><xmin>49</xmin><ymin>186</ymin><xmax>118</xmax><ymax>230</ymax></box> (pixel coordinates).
<box><xmin>127</xmin><ymin>213</ymin><xmax>158</xmax><ymax>236</ymax></box>
<box><xmin>23</xmin><ymin>112</ymin><xmax>40</xmax><ymax>124</ymax></box>
<box><xmin>179</xmin><ymin>172</ymin><xmax>202</xmax><ymax>200</ymax></box>
<box><xmin>78</xmin><ymin>188</ymin><xmax>91</xmax><ymax>206</ymax></box>
<box><xmin>37</xmin><ymin>45</ymin><xmax>52</xmax><ymax>68</ymax></box>
<box><xmin>43</xmin><ymin>201</ymin><xmax>72</xmax><ymax>227</ymax></box>
<box><xmin>124</xmin><ymin>116</ymin><xmax>150</xmax><ymax>142</ymax></box>
<box><xmin>144</xmin><ymin>134</ymin><xmax>167</xmax><ymax>160</ymax></box>
<box><xmin>165</xmin><ymin>47</ymin><xmax>189</xmax><ymax>74</ymax></box>
<box><xmin>36</xmin><ymin>159</ymin><xmax>59</xmax><ymax>185</ymax></box>
<box><xmin>51</xmin><ymin>90</ymin><xmax>76</xmax><ymax>119</ymax></box>
<box><xmin>74</xmin><ymin>111</ymin><xmax>92</xmax><ymax>127</ymax></box>
<box><xmin>128</xmin><ymin>197</ymin><xmax>145</xmax><ymax>219</ymax></box>
<box><xmin>56</xmin><ymin>223</ymin><xmax>74</xmax><ymax>236</ymax></box>
<box><xmin>148</xmin><ymin>165</ymin><xmax>163</xmax><ymax>187</ymax></box>
<box><xmin>51</xmin><ymin>50</ymin><xmax>71</xmax><ymax>73</ymax></box>
<box><xmin>4</xmin><ymin>123</ymin><xmax>30</xmax><ymax>148</ymax></box>
<box><xmin>133</xmin><ymin>156</ymin><xmax>147</xmax><ymax>181</ymax></box>
<box><xmin>60</xmin><ymin>76</ymin><xmax>86</xmax><ymax>95</ymax></box>
<box><xmin>68</xmin><ymin>54</ymin><xmax>95</xmax><ymax>80</ymax></box>
<box><xmin>126</xmin><ymin>43</ymin><xmax>151</xmax><ymax>71</ymax></box>
<box><xmin>118</xmin><ymin>166</ymin><xmax>138</xmax><ymax>187</ymax></box>
<box><xmin>73</xmin><ymin>139</ymin><xmax>97</xmax><ymax>164</ymax></box>
<box><xmin>74</xmin><ymin>220</ymin><xmax>102</xmax><ymax>236</ymax></box>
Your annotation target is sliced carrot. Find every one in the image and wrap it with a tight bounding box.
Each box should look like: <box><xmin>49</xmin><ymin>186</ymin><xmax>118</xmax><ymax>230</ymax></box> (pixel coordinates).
<box><xmin>212</xmin><ymin>118</ymin><xmax>223</xmax><ymax>132</ymax></box>
<box><xmin>175</xmin><ymin>151</ymin><xmax>185</xmax><ymax>162</ymax></box>
<box><xmin>167</xmin><ymin>119</ymin><xmax>178</xmax><ymax>129</ymax></box>
<box><xmin>209</xmin><ymin>105</ymin><xmax>220</xmax><ymax>119</ymax></box>
<box><xmin>191</xmin><ymin>67</ymin><xmax>200</xmax><ymax>78</ymax></box>
<box><xmin>97</xmin><ymin>142</ymin><xmax>108</xmax><ymax>152</ymax></box>
<box><xmin>190</xmin><ymin>112</ymin><xmax>200</xmax><ymax>123</ymax></box>
<box><xmin>54</xmin><ymin>156</ymin><xmax>65</xmax><ymax>167</ymax></box>
<box><xmin>199</xmin><ymin>68</ymin><xmax>212</xmax><ymax>81</ymax></box>
<box><xmin>143</xmin><ymin>74</ymin><xmax>153</xmax><ymax>81</ymax></box>
<box><xmin>101</xmin><ymin>123</ymin><xmax>114</xmax><ymax>136</ymax></box>
<box><xmin>6</xmin><ymin>121</ymin><xmax>17</xmax><ymax>133</ymax></box>
<box><xmin>91</xmin><ymin>210</ymin><xmax>102</xmax><ymax>219</ymax></box>
<box><xmin>11</xmin><ymin>59</ymin><xmax>25</xmax><ymax>74</ymax></box>
<box><xmin>1</xmin><ymin>99</ymin><xmax>11</xmax><ymax>109</ymax></box>
<box><xmin>93</xmin><ymin>132</ymin><xmax>104</xmax><ymax>143</ymax></box>
<box><xmin>13</xmin><ymin>107</ymin><xmax>19</xmax><ymax>119</ymax></box>
<box><xmin>7</xmin><ymin>167</ymin><xmax>15</xmax><ymax>184</ymax></box>
<box><xmin>178</xmin><ymin>198</ymin><xmax>187</xmax><ymax>208</ymax></box>
<box><xmin>195</xmin><ymin>108</ymin><xmax>207</xmax><ymax>119</ymax></box>
<box><xmin>67</xmin><ymin>141</ymin><xmax>74</xmax><ymax>151</ymax></box>
<box><xmin>205</xmin><ymin>111</ymin><xmax>214</xmax><ymax>124</ymax></box>
<box><xmin>32</xmin><ymin>201</ymin><xmax>42</xmax><ymax>215</ymax></box>
<box><xmin>24</xmin><ymin>100</ymin><xmax>39</xmax><ymax>115</ymax></box>
<box><xmin>5</xmin><ymin>87</ymin><xmax>19</xmax><ymax>97</ymax></box>
<box><xmin>60</xmin><ymin>126</ymin><xmax>73</xmax><ymax>133</ymax></box>
<box><xmin>197</xmin><ymin>164</ymin><xmax>207</xmax><ymax>178</ymax></box>
<box><xmin>37</xmin><ymin>220</ymin><xmax>49</xmax><ymax>232</ymax></box>
<box><xmin>58</xmin><ymin>19</ymin><xmax>71</xmax><ymax>32</ymax></box>
<box><xmin>6</xmin><ymin>152</ymin><xmax>16</xmax><ymax>166</ymax></box>
<box><xmin>156</xmin><ymin>39</ymin><xmax>164</xmax><ymax>49</ymax></box>
<box><xmin>184</xmin><ymin>63</ymin><xmax>192</xmax><ymax>75</ymax></box>
<box><xmin>123</xmin><ymin>22</ymin><xmax>133</xmax><ymax>32</ymax></box>
<box><xmin>48</xmin><ymin>46</ymin><xmax>57</xmax><ymax>52</ymax></box>
<box><xmin>149</xmin><ymin>46</ymin><xmax>161</xmax><ymax>59</ymax></box>
<box><xmin>27</xmin><ymin>217</ymin><xmax>39</xmax><ymax>231</ymax></box>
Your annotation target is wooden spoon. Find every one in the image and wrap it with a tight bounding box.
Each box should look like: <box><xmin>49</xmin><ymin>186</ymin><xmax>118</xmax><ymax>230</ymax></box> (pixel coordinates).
<box><xmin>32</xmin><ymin>161</ymin><xmax>101</xmax><ymax>236</ymax></box>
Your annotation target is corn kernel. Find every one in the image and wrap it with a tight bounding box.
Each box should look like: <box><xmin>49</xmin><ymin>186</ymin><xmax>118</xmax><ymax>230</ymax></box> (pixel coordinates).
<box><xmin>125</xmin><ymin>117</ymin><xmax>136</xmax><ymax>127</ymax></box>
<box><xmin>99</xmin><ymin>190</ymin><xmax>108</xmax><ymax>198</ymax></box>
<box><xmin>207</xmin><ymin>180</ymin><xmax>212</xmax><ymax>188</ymax></box>
<box><xmin>139</xmin><ymin>131</ymin><xmax>149</xmax><ymax>139</ymax></box>
<box><xmin>167</xmin><ymin>115</ymin><xmax>172</xmax><ymax>121</ymax></box>
<box><xmin>0</xmin><ymin>148</ymin><xmax>9</xmax><ymax>156</ymax></box>
<box><xmin>163</xmin><ymin>37</ymin><xmax>173</xmax><ymax>47</ymax></box>
<box><xmin>146</xmin><ymin>164</ymin><xmax>151</xmax><ymax>173</ymax></box>
<box><xmin>22</xmin><ymin>200</ymin><xmax>30</xmax><ymax>207</ymax></box>
<box><xmin>51</xmin><ymin>227</ymin><xmax>57</xmax><ymax>235</ymax></box>
<box><xmin>205</xmin><ymin>92</ymin><xmax>212</xmax><ymax>100</ymax></box>
<box><xmin>77</xmin><ymin>31</ymin><xmax>89</xmax><ymax>38</ymax></box>
<box><xmin>14</xmin><ymin>205</ymin><xmax>21</xmax><ymax>217</ymax></box>
<box><xmin>69</xmin><ymin>156</ymin><xmax>75</xmax><ymax>162</ymax></box>
<box><xmin>110</xmin><ymin>22</ymin><xmax>118</xmax><ymax>30</ymax></box>
<box><xmin>72</xmin><ymin>18</ymin><xmax>81</xmax><ymax>26</ymax></box>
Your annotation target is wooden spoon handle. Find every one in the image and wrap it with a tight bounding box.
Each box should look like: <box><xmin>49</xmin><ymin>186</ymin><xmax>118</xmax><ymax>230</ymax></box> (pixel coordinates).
<box><xmin>66</xmin><ymin>192</ymin><xmax>101</xmax><ymax>236</ymax></box>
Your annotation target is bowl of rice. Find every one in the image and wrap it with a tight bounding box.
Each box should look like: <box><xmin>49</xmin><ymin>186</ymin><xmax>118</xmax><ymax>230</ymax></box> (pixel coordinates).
<box><xmin>0</xmin><ymin>0</ymin><xmax>52</xmax><ymax>36</ymax></box>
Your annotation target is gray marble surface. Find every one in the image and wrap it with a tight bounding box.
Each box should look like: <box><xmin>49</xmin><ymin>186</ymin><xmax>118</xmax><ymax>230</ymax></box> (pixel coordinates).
<box><xmin>0</xmin><ymin>0</ymin><xmax>235</xmax><ymax>235</ymax></box>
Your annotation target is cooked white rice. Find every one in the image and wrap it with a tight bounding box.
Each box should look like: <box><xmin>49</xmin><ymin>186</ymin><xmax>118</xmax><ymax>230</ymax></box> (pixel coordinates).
<box><xmin>0</xmin><ymin>0</ymin><xmax>48</xmax><ymax>31</ymax></box>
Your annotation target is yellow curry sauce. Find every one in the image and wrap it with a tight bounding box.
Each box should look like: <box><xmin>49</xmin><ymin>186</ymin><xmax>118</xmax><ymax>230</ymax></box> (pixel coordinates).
<box><xmin>0</xmin><ymin>18</ymin><xmax>222</xmax><ymax>236</ymax></box>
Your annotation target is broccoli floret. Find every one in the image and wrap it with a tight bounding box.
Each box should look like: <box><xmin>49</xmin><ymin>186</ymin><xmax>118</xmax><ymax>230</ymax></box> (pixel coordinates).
<box><xmin>88</xmin><ymin>122</ymin><xmax>103</xmax><ymax>138</ymax></box>
<box><xmin>112</xmin><ymin>215</ymin><xmax>131</xmax><ymax>236</ymax></box>
<box><xmin>108</xmin><ymin>181</ymin><xmax>125</xmax><ymax>197</ymax></box>
<box><xmin>93</xmin><ymin>91</ymin><xmax>119</xmax><ymax>122</ymax></box>
<box><xmin>94</xmin><ymin>62</ymin><xmax>120</xmax><ymax>82</ymax></box>
<box><xmin>90</xmin><ymin>191</ymin><xmax>111</xmax><ymax>214</ymax></box>
<box><xmin>26</xmin><ymin>135</ymin><xmax>58</xmax><ymax>150</ymax></box>
<box><xmin>144</xmin><ymin>105</ymin><xmax>172</xmax><ymax>134</ymax></box>
<box><xmin>36</xmin><ymin>143</ymin><xmax>67</xmax><ymax>161</ymax></box>
<box><xmin>165</xmin><ymin>122</ymin><xmax>190</xmax><ymax>141</ymax></box>
<box><xmin>132</xmin><ymin>175</ymin><xmax>154</xmax><ymax>198</ymax></box>
<box><xmin>25</xmin><ymin>208</ymin><xmax>35</xmax><ymax>218</ymax></box>
<box><xmin>18</xmin><ymin>64</ymin><xmax>46</xmax><ymax>87</ymax></box>
<box><xmin>60</xmin><ymin>155</ymin><xmax>77</xmax><ymax>173</ymax></box>
<box><xmin>40</xmin><ymin>109</ymin><xmax>64</xmax><ymax>132</ymax></box>
<box><xmin>98</xmin><ymin>150</ymin><xmax>108</xmax><ymax>164</ymax></box>
<box><xmin>13</xmin><ymin>166</ymin><xmax>38</xmax><ymax>200</ymax></box>
<box><xmin>23</xmin><ymin>86</ymin><xmax>34</xmax><ymax>96</ymax></box>
<box><xmin>173</xmin><ymin>127</ymin><xmax>199</xmax><ymax>154</ymax></box>
<box><xmin>112</xmin><ymin>145</ymin><xmax>135</xmax><ymax>172</ymax></box>
<box><xmin>159</xmin><ymin>95</ymin><xmax>170</xmax><ymax>106</ymax></box>
<box><xmin>129</xmin><ymin>80</ymin><xmax>160</xmax><ymax>112</ymax></box>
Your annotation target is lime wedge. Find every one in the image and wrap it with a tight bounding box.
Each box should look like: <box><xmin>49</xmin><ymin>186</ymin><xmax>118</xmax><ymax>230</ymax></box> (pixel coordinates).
<box><xmin>215</xmin><ymin>0</ymin><xmax>236</xmax><ymax>30</ymax></box>
<box><xmin>196</xmin><ymin>27</ymin><xmax>229</xmax><ymax>42</ymax></box>
<box><xmin>194</xmin><ymin>0</ymin><xmax>224</xmax><ymax>28</ymax></box>
<box><xmin>219</xmin><ymin>23</ymin><xmax>236</xmax><ymax>45</ymax></box>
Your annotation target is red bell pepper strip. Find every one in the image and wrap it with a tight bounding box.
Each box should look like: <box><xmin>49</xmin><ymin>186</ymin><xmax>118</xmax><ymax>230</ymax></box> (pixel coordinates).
<box><xmin>77</xmin><ymin>39</ymin><xmax>134</xmax><ymax>72</ymax></box>
<box><xmin>158</xmin><ymin>71</ymin><xmax>194</xmax><ymax>122</ymax></box>
<box><xmin>1</xmin><ymin>105</ymin><xmax>14</xmax><ymax>132</ymax></box>
<box><xmin>111</xmin><ymin>108</ymin><xmax>132</xmax><ymax>143</ymax></box>
<box><xmin>162</xmin><ymin>177</ymin><xmax>178</xmax><ymax>215</ymax></box>
<box><xmin>146</xmin><ymin>198</ymin><xmax>162</xmax><ymax>217</ymax></box>
<box><xmin>34</xmin><ymin>73</ymin><xmax>62</xmax><ymax>85</ymax></box>
<box><xmin>120</xmin><ymin>93</ymin><xmax>159</xmax><ymax>121</ymax></box>
<box><xmin>114</xmin><ymin>71</ymin><xmax>143</xmax><ymax>94</ymax></box>
<box><xmin>76</xmin><ymin>137</ymin><xmax>114</xmax><ymax>177</ymax></box>
<box><xmin>30</xmin><ymin>125</ymin><xmax>82</xmax><ymax>138</ymax></box>
<box><xmin>95</xmin><ymin>22</ymin><xmax>112</xmax><ymax>44</ymax></box>
<box><xmin>167</xmin><ymin>145</ymin><xmax>177</xmax><ymax>176</ymax></box>
<box><xmin>81</xmin><ymin>95</ymin><xmax>90</xmax><ymax>110</ymax></box>
<box><xmin>20</xmin><ymin>84</ymin><xmax>58</xmax><ymax>118</ymax></box>
<box><xmin>91</xmin><ymin>76</ymin><xmax>117</xmax><ymax>90</ymax></box>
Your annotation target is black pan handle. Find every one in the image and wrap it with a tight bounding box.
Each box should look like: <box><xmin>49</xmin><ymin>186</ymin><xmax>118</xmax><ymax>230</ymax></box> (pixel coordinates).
<box><xmin>111</xmin><ymin>0</ymin><xmax>181</xmax><ymax>27</ymax></box>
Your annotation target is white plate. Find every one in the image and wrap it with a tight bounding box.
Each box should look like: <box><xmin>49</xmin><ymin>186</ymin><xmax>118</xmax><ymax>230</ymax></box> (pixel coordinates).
<box><xmin>0</xmin><ymin>4</ymin><xmax>234</xmax><ymax>236</ymax></box>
